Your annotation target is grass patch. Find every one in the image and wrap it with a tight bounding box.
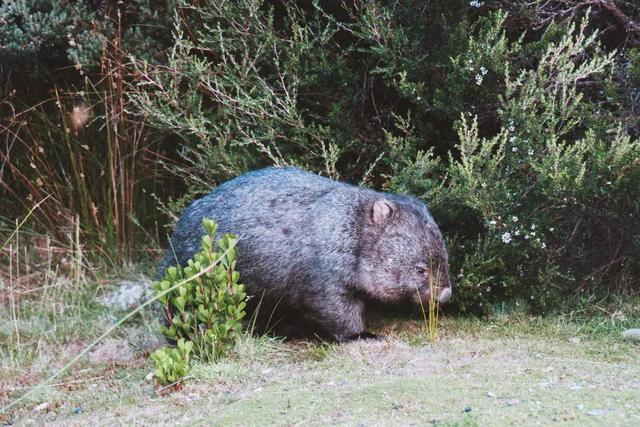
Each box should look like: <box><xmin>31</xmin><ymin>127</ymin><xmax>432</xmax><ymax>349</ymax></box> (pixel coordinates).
<box><xmin>1</xmin><ymin>231</ymin><xmax>638</xmax><ymax>425</ymax></box>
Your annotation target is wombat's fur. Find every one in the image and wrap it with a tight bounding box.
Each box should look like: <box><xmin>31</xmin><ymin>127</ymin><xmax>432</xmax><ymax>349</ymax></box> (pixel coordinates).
<box><xmin>160</xmin><ymin>167</ymin><xmax>452</xmax><ymax>341</ymax></box>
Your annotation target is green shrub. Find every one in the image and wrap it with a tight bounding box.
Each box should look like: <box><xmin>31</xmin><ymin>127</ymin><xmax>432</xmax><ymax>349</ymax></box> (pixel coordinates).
<box><xmin>388</xmin><ymin>16</ymin><xmax>640</xmax><ymax>312</ymax></box>
<box><xmin>153</xmin><ymin>218</ymin><xmax>247</xmax><ymax>363</ymax></box>
<box><xmin>130</xmin><ymin>0</ymin><xmax>493</xmax><ymax>205</ymax></box>
<box><xmin>0</xmin><ymin>0</ymin><xmax>173</xmax><ymax>88</ymax></box>
<box><xmin>150</xmin><ymin>338</ymin><xmax>193</xmax><ymax>385</ymax></box>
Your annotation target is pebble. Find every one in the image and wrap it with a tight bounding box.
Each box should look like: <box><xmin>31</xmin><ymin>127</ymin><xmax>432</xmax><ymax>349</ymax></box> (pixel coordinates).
<box><xmin>506</xmin><ymin>399</ymin><xmax>520</xmax><ymax>406</ymax></box>
<box><xmin>97</xmin><ymin>278</ymin><xmax>153</xmax><ymax>311</ymax></box>
<box><xmin>621</xmin><ymin>329</ymin><xmax>640</xmax><ymax>341</ymax></box>
<box><xmin>88</xmin><ymin>338</ymin><xmax>134</xmax><ymax>364</ymax></box>
<box><xmin>587</xmin><ymin>409</ymin><xmax>607</xmax><ymax>416</ymax></box>
<box><xmin>33</xmin><ymin>402</ymin><xmax>50</xmax><ymax>413</ymax></box>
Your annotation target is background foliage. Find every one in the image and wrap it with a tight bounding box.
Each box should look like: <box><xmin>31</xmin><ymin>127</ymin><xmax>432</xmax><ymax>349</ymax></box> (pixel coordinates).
<box><xmin>3</xmin><ymin>0</ymin><xmax>640</xmax><ymax>313</ymax></box>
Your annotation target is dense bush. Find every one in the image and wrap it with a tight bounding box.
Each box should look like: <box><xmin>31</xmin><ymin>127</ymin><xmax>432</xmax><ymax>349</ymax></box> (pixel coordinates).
<box><xmin>131</xmin><ymin>0</ymin><xmax>495</xmax><ymax>191</ymax></box>
<box><xmin>0</xmin><ymin>0</ymin><xmax>173</xmax><ymax>91</ymax></box>
<box><xmin>390</xmin><ymin>17</ymin><xmax>640</xmax><ymax>312</ymax></box>
<box><xmin>132</xmin><ymin>1</ymin><xmax>640</xmax><ymax>312</ymax></box>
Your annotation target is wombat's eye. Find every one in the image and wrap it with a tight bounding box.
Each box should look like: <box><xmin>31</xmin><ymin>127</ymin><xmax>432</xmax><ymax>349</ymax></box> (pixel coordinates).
<box><xmin>415</xmin><ymin>264</ymin><xmax>427</xmax><ymax>275</ymax></box>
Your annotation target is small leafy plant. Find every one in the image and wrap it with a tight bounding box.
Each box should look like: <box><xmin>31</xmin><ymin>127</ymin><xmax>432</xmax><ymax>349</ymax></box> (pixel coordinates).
<box><xmin>150</xmin><ymin>338</ymin><xmax>193</xmax><ymax>386</ymax></box>
<box><xmin>150</xmin><ymin>218</ymin><xmax>247</xmax><ymax>385</ymax></box>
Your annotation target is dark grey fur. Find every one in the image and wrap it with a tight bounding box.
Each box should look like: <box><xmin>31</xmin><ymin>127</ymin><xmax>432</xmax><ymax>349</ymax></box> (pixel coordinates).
<box><xmin>160</xmin><ymin>167</ymin><xmax>452</xmax><ymax>342</ymax></box>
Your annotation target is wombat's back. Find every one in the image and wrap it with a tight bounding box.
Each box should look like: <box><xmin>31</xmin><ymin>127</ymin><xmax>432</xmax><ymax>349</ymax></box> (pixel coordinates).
<box><xmin>161</xmin><ymin>167</ymin><xmax>363</xmax><ymax>300</ymax></box>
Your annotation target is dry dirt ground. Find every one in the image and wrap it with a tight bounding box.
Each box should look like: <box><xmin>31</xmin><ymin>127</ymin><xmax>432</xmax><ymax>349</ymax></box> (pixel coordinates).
<box><xmin>2</xmin><ymin>316</ymin><xmax>639</xmax><ymax>426</ymax></box>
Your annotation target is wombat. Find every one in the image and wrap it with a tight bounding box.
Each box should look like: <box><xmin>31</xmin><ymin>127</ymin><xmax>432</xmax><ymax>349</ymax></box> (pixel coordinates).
<box><xmin>160</xmin><ymin>166</ymin><xmax>452</xmax><ymax>341</ymax></box>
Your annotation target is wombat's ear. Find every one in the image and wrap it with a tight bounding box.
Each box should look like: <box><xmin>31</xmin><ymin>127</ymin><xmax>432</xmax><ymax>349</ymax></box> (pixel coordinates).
<box><xmin>370</xmin><ymin>200</ymin><xmax>394</xmax><ymax>225</ymax></box>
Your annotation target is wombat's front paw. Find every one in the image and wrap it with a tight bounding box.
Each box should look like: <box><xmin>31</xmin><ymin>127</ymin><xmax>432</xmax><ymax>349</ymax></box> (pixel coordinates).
<box><xmin>338</xmin><ymin>331</ymin><xmax>383</xmax><ymax>342</ymax></box>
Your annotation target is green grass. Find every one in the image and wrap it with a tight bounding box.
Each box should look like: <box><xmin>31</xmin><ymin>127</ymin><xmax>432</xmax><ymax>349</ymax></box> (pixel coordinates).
<box><xmin>1</xmin><ymin>253</ymin><xmax>638</xmax><ymax>426</ymax></box>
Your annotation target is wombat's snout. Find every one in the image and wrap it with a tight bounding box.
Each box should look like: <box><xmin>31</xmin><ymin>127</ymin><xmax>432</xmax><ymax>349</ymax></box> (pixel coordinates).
<box><xmin>437</xmin><ymin>286</ymin><xmax>452</xmax><ymax>303</ymax></box>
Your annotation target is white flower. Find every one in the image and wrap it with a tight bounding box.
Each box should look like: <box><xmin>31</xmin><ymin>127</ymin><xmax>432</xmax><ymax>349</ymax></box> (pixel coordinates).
<box><xmin>528</xmin><ymin>148</ymin><xmax>534</xmax><ymax>156</ymax></box>
<box><xmin>469</xmin><ymin>0</ymin><xmax>484</xmax><ymax>7</ymax></box>
<box><xmin>475</xmin><ymin>74</ymin><xmax>484</xmax><ymax>85</ymax></box>
<box><xmin>489</xmin><ymin>219</ymin><xmax>497</xmax><ymax>225</ymax></box>
<box><xmin>416</xmin><ymin>96</ymin><xmax>421</xmax><ymax>101</ymax></box>
<box><xmin>512</xmin><ymin>146</ymin><xmax>518</xmax><ymax>152</ymax></box>
<box><xmin>501</xmin><ymin>232</ymin><xmax>512</xmax><ymax>243</ymax></box>
<box><xmin>480</xmin><ymin>66</ymin><xmax>487</xmax><ymax>75</ymax></box>
<box><xmin>541</xmin><ymin>242</ymin><xmax>547</xmax><ymax>249</ymax></box>
<box><xmin>549</xmin><ymin>227</ymin><xmax>555</xmax><ymax>232</ymax></box>
<box><xmin>531</xmin><ymin>224</ymin><xmax>536</xmax><ymax>230</ymax></box>
<box><xmin>509</xmin><ymin>136</ymin><xmax>517</xmax><ymax>143</ymax></box>
<box><xmin>511</xmin><ymin>216</ymin><xmax>518</xmax><ymax>222</ymax></box>
<box><xmin>514</xmin><ymin>229</ymin><xmax>520</xmax><ymax>236</ymax></box>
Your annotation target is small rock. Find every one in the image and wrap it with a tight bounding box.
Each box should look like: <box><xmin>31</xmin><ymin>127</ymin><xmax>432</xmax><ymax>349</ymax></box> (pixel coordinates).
<box><xmin>88</xmin><ymin>338</ymin><xmax>134</xmax><ymax>364</ymax></box>
<box><xmin>33</xmin><ymin>402</ymin><xmax>50</xmax><ymax>413</ymax></box>
<box><xmin>98</xmin><ymin>278</ymin><xmax>153</xmax><ymax>311</ymax></box>
<box><xmin>587</xmin><ymin>409</ymin><xmax>607</xmax><ymax>416</ymax></box>
<box><xmin>486</xmin><ymin>391</ymin><xmax>496</xmax><ymax>398</ymax></box>
<box><xmin>506</xmin><ymin>399</ymin><xmax>520</xmax><ymax>406</ymax></box>
<box><xmin>463</xmin><ymin>406</ymin><xmax>472</xmax><ymax>413</ymax></box>
<box><xmin>621</xmin><ymin>329</ymin><xmax>640</xmax><ymax>341</ymax></box>
<box><xmin>174</xmin><ymin>392</ymin><xmax>201</xmax><ymax>406</ymax></box>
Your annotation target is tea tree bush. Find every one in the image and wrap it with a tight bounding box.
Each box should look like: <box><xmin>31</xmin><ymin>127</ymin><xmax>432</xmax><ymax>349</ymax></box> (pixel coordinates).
<box><xmin>130</xmin><ymin>0</ymin><xmax>502</xmax><ymax>195</ymax></box>
<box><xmin>151</xmin><ymin>218</ymin><xmax>247</xmax><ymax>384</ymax></box>
<box><xmin>389</xmin><ymin>16</ymin><xmax>640</xmax><ymax>312</ymax></box>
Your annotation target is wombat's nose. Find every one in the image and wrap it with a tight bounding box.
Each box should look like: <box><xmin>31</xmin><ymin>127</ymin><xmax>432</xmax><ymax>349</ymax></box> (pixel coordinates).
<box><xmin>437</xmin><ymin>287</ymin><xmax>452</xmax><ymax>303</ymax></box>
